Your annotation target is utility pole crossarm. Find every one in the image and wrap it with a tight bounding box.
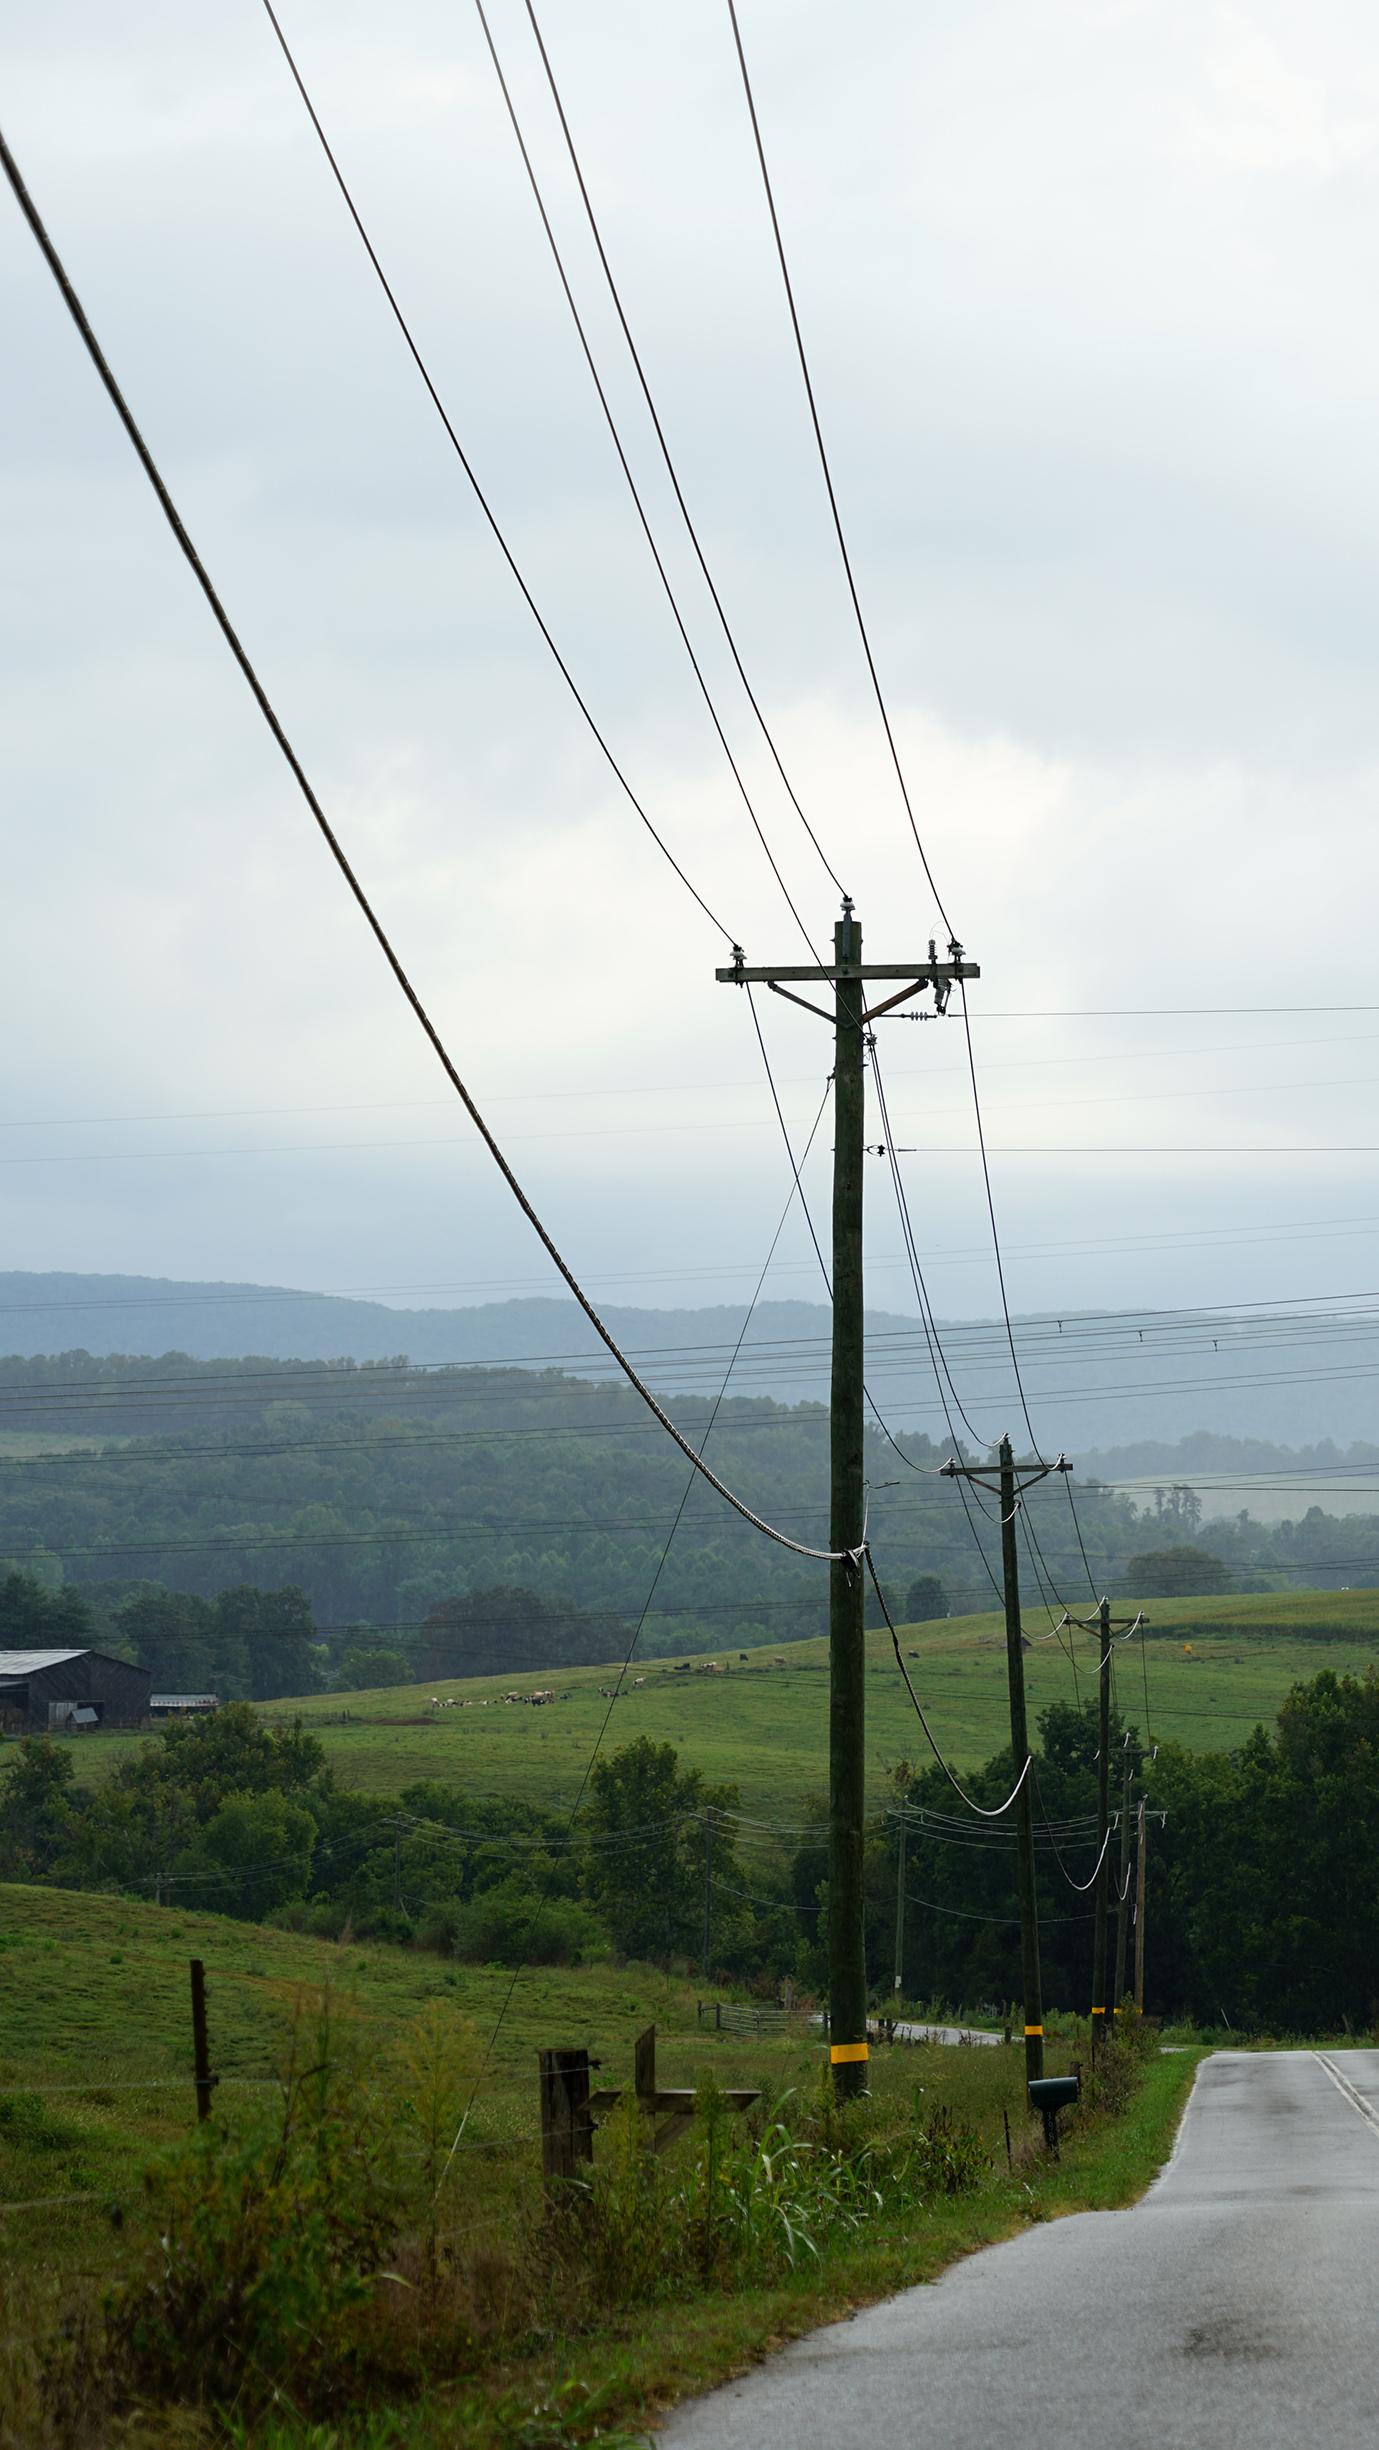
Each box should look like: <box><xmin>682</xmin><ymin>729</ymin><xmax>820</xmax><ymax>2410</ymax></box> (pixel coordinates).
<box><xmin>940</xmin><ymin>1454</ymin><xmax>1071</xmax><ymax>1497</ymax></box>
<box><xmin>715</xmin><ymin>960</ymin><xmax>981</xmax><ymax>983</ymax></box>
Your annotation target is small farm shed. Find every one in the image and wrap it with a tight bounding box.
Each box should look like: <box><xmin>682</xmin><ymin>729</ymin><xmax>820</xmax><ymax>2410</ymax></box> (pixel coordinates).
<box><xmin>149</xmin><ymin>1693</ymin><xmax>219</xmax><ymax>1718</ymax></box>
<box><xmin>0</xmin><ymin>1648</ymin><xmax>152</xmax><ymax>1730</ymax></box>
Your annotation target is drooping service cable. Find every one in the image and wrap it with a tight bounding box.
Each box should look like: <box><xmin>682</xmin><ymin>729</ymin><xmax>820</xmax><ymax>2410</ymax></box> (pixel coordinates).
<box><xmin>435</xmin><ymin>1078</ymin><xmax>832</xmax><ymax>2179</ymax></box>
<box><xmin>864</xmin><ymin>1551</ymin><xmax>1031</xmax><ymax>1818</ymax></box>
<box><xmin>865</xmin><ymin>1039</ymin><xmax>1006</xmax><ymax>1604</ymax></box>
<box><xmin>0</xmin><ymin>126</ymin><xmax>845</xmax><ymax>1569</ymax></box>
<box><xmin>869</xmin><ymin>1039</ymin><xmax>994</xmax><ymax>1453</ymax></box>
<box><xmin>1029</xmin><ymin>1762</ymin><xmax>1112</xmax><ymax>1896</ymax></box>
<box><xmin>745</xmin><ymin>987</ymin><xmax>1004</xmax><ymax>1605</ymax></box>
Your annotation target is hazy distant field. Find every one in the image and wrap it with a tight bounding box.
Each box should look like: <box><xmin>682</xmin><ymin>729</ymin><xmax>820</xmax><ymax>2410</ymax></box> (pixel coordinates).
<box><xmin>51</xmin><ymin>1586</ymin><xmax>1379</xmax><ymax>1818</ymax></box>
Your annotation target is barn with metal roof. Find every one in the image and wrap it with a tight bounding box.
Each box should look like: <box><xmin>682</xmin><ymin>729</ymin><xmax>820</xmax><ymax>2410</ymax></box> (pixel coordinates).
<box><xmin>0</xmin><ymin>1648</ymin><xmax>152</xmax><ymax>1730</ymax></box>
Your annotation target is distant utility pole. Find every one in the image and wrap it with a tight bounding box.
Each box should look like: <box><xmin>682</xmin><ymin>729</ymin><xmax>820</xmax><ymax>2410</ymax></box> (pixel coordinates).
<box><xmin>718</xmin><ymin>905</ymin><xmax>977</xmax><ymax>2097</ymax></box>
<box><xmin>1134</xmin><ymin>1798</ymin><xmax>1148</xmax><ymax>2011</ymax></box>
<box><xmin>1094</xmin><ymin>1599</ymin><xmax>1112</xmax><ymax>2053</ymax></box>
<box><xmin>702</xmin><ymin>1805</ymin><xmax>715</xmax><ymax>1980</ymax></box>
<box><xmin>1113</xmin><ymin>1744</ymin><xmax>1134</xmax><ymax>2010</ymax></box>
<box><xmin>893</xmin><ymin>1802</ymin><xmax>908</xmax><ymax>1996</ymax></box>
<box><xmin>940</xmin><ymin>1437</ymin><xmax>1070</xmax><ymax>2086</ymax></box>
<box><xmin>1063</xmin><ymin>1598</ymin><xmax>1145</xmax><ymax>2059</ymax></box>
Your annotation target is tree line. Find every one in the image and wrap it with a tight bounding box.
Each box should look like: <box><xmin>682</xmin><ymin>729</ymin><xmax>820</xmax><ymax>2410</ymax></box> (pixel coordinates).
<box><xmin>5</xmin><ymin>1656</ymin><xmax>1378</xmax><ymax>2033</ymax></box>
<box><xmin>4</xmin><ymin>1350</ymin><xmax>1373</xmax><ymax>1658</ymax></box>
<box><xmin>0</xmin><ymin>1707</ymin><xmax>756</xmax><ymax>1973</ymax></box>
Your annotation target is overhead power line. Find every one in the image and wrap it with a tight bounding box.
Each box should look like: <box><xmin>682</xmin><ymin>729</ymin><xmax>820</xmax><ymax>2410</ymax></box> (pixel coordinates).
<box><xmin>722</xmin><ymin>0</ymin><xmax>1076</xmax><ymax>1516</ymax></box>
<box><xmin>0</xmin><ymin>123</ymin><xmax>842</xmax><ymax>1568</ymax></box>
<box><xmin>443</xmin><ymin>1075</ymin><xmax>833</xmax><ymax>2157</ymax></box>
<box><xmin>725</xmin><ymin>0</ymin><xmax>951</xmax><ymax>934</ymax></box>
<box><xmin>517</xmin><ymin>0</ymin><xmax>847</xmax><ymax>901</ymax></box>
<box><xmin>253</xmin><ymin>5</ymin><xmax>730</xmax><ymax>943</ymax></box>
<box><xmin>975</xmin><ymin>1006</ymin><xmax>1379</xmax><ymax>1019</ymax></box>
<box><xmin>469</xmin><ymin>0</ymin><xmax>822</xmax><ymax>959</ymax></box>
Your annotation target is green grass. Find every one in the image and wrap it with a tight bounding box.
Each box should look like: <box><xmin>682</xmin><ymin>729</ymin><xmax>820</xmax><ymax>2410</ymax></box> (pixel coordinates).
<box><xmin>0</xmin><ymin>1881</ymin><xmax>732</xmax><ymax>2278</ymax></box>
<box><xmin>51</xmin><ymin>1584</ymin><xmax>1379</xmax><ymax>1821</ymax></box>
<box><xmin>0</xmin><ymin>1882</ymin><xmax>1200</xmax><ymax>2446</ymax></box>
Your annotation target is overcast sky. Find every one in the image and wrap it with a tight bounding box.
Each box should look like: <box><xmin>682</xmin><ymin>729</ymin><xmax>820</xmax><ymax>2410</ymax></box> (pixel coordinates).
<box><xmin>5</xmin><ymin>0</ymin><xmax>1379</xmax><ymax>1389</ymax></box>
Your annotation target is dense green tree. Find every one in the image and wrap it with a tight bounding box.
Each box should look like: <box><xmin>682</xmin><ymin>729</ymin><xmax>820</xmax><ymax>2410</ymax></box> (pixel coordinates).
<box><xmin>0</xmin><ymin>1570</ymin><xmax>95</xmax><ymax>1650</ymax></box>
<box><xmin>417</xmin><ymin>1586</ymin><xmax>626</xmax><ymax>1682</ymax></box>
<box><xmin>173</xmin><ymin>1791</ymin><xmax>318</xmax><ymax>1920</ymax></box>
<box><xmin>214</xmin><ymin>1586</ymin><xmax>323</xmax><ymax>1700</ymax></box>
<box><xmin>581</xmin><ymin>1737</ymin><xmax>747</xmax><ymax>1965</ymax></box>
<box><xmin>904</xmin><ymin>1575</ymin><xmax>949</xmax><ymax>1622</ymax></box>
<box><xmin>1123</xmin><ymin>1545</ymin><xmax>1231</xmax><ymax>1597</ymax></box>
<box><xmin>115</xmin><ymin>1587</ymin><xmax>220</xmax><ymax>1694</ymax></box>
<box><xmin>336</xmin><ymin>1645</ymin><xmax>411</xmax><ymax>1690</ymax></box>
<box><xmin>0</xmin><ymin>1735</ymin><xmax>76</xmax><ymax>1878</ymax></box>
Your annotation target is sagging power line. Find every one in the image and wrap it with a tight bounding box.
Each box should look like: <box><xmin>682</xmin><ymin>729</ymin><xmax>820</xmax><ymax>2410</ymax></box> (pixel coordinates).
<box><xmin>0</xmin><ymin>124</ymin><xmax>845</xmax><ymax>1572</ymax></box>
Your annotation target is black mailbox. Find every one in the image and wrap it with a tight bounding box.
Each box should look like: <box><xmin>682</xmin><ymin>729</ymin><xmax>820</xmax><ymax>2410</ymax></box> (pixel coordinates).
<box><xmin>1028</xmin><ymin>2072</ymin><xmax>1080</xmax><ymax>2154</ymax></box>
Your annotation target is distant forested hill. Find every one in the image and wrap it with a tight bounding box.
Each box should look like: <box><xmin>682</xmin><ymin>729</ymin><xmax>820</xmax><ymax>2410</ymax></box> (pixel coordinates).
<box><xmin>2</xmin><ymin>1270</ymin><xmax>1377</xmax><ymax>1452</ymax></box>
<box><xmin>3</xmin><ymin>1346</ymin><xmax>1379</xmax><ymax>1668</ymax></box>
<box><xmin>0</xmin><ymin>1349</ymin><xmax>1137</xmax><ymax>1651</ymax></box>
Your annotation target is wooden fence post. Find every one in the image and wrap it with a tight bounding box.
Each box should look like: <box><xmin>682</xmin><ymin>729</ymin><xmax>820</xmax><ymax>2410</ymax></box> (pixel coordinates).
<box><xmin>634</xmin><ymin>2023</ymin><xmax>657</xmax><ymax>2113</ymax></box>
<box><xmin>538</xmin><ymin>2047</ymin><xmax>593</xmax><ymax>2191</ymax></box>
<box><xmin>189</xmin><ymin>1959</ymin><xmax>216</xmax><ymax>2121</ymax></box>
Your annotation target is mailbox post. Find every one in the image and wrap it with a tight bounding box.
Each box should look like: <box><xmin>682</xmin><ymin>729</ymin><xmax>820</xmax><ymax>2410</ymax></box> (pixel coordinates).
<box><xmin>1028</xmin><ymin>2072</ymin><xmax>1079</xmax><ymax>2156</ymax></box>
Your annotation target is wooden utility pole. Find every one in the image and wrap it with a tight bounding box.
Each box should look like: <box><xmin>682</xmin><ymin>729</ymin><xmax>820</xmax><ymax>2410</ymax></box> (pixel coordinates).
<box><xmin>893</xmin><ymin>1803</ymin><xmax>908</xmax><ymax>1996</ymax></box>
<box><xmin>718</xmin><ymin>911</ymin><xmax>978</xmax><ymax>2096</ymax></box>
<box><xmin>1113</xmin><ymin>1746</ymin><xmax>1134</xmax><ymax>2012</ymax></box>
<box><xmin>701</xmin><ymin>1806</ymin><xmax>714</xmax><ymax>1979</ymax></box>
<box><xmin>999</xmin><ymin>1437</ymin><xmax>1043</xmax><ymax>2088</ymax></box>
<box><xmin>940</xmin><ymin>1441</ymin><xmax>1073</xmax><ymax>2087</ymax></box>
<box><xmin>1092</xmin><ymin>1597</ymin><xmax>1111</xmax><ymax>2056</ymax></box>
<box><xmin>1060</xmin><ymin>1599</ymin><xmax>1146</xmax><ymax>2058</ymax></box>
<box><xmin>827</xmin><ymin>900</ymin><xmax>868</xmax><ymax>2095</ymax></box>
<box><xmin>1134</xmin><ymin>1798</ymin><xmax>1148</xmax><ymax>2010</ymax></box>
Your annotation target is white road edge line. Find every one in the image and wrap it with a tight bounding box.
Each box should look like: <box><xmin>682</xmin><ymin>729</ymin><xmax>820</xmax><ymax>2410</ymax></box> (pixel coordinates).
<box><xmin>1314</xmin><ymin>2051</ymin><xmax>1379</xmax><ymax>2140</ymax></box>
<box><xmin>1146</xmin><ymin>2051</ymin><xmax>1211</xmax><ymax>2193</ymax></box>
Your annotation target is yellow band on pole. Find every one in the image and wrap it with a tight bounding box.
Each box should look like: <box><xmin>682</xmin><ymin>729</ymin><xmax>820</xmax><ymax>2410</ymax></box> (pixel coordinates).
<box><xmin>1024</xmin><ymin>2024</ymin><xmax>1044</xmax><ymax>2037</ymax></box>
<box><xmin>829</xmin><ymin>2041</ymin><xmax>870</xmax><ymax>2064</ymax></box>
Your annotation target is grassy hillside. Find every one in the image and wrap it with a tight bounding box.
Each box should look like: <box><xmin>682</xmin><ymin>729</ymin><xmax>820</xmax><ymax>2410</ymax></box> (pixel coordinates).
<box><xmin>57</xmin><ymin>1586</ymin><xmax>1379</xmax><ymax>1819</ymax></box>
<box><xmin>0</xmin><ymin>1883</ymin><xmax>1209</xmax><ymax>2450</ymax></box>
<box><xmin>0</xmin><ymin>1881</ymin><xmax>1012</xmax><ymax>2287</ymax></box>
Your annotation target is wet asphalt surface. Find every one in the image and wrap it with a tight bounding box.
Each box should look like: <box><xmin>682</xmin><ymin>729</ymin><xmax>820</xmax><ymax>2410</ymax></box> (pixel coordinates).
<box><xmin>657</xmin><ymin>2050</ymin><xmax>1379</xmax><ymax>2449</ymax></box>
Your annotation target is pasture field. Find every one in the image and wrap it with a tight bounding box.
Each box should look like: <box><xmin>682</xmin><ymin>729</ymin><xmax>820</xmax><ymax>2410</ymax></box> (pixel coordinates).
<box><xmin>45</xmin><ymin>1587</ymin><xmax>1379</xmax><ymax>1820</ymax></box>
<box><xmin>0</xmin><ymin>1879</ymin><xmax>1040</xmax><ymax>2286</ymax></box>
<box><xmin>0</xmin><ymin>1882</ymin><xmax>1200</xmax><ymax>2449</ymax></box>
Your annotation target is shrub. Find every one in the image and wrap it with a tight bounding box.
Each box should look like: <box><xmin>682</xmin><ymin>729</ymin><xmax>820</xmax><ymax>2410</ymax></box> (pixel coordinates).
<box><xmin>99</xmin><ymin>2001</ymin><xmax>398</xmax><ymax>2420</ymax></box>
<box><xmin>451</xmin><ymin>1879</ymin><xmax>600</xmax><ymax>1967</ymax></box>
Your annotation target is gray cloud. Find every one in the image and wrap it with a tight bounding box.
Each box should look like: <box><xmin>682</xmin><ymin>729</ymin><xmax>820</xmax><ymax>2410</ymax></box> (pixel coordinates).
<box><xmin>4</xmin><ymin>0</ymin><xmax>1379</xmax><ymax>1387</ymax></box>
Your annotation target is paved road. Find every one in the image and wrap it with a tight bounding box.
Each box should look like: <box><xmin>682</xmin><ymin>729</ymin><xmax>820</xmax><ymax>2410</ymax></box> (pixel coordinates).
<box><xmin>807</xmin><ymin>2017</ymin><xmax>1003</xmax><ymax>2049</ymax></box>
<box><xmin>658</xmin><ymin>2051</ymin><xmax>1379</xmax><ymax>2448</ymax></box>
<box><xmin>889</xmin><ymin>2020</ymin><xmax>1001</xmax><ymax>2049</ymax></box>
